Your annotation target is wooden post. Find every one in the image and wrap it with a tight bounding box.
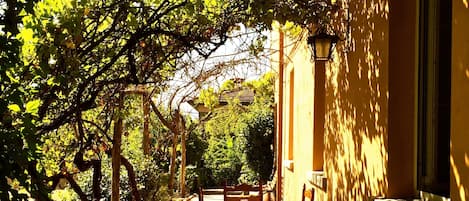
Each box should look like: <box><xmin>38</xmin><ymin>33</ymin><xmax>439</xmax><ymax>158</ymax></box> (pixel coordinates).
<box><xmin>122</xmin><ymin>87</ymin><xmax>151</xmax><ymax>155</ymax></box>
<box><xmin>180</xmin><ymin>129</ymin><xmax>187</xmax><ymax>197</ymax></box>
<box><xmin>276</xmin><ymin>27</ymin><xmax>284</xmax><ymax>201</ymax></box>
<box><xmin>143</xmin><ymin>91</ymin><xmax>150</xmax><ymax>155</ymax></box>
<box><xmin>169</xmin><ymin>114</ymin><xmax>179</xmax><ymax>191</ymax></box>
<box><xmin>112</xmin><ymin>93</ymin><xmax>123</xmax><ymax>201</ymax></box>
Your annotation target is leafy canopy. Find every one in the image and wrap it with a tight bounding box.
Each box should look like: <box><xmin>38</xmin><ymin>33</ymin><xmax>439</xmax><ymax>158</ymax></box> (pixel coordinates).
<box><xmin>1</xmin><ymin>0</ymin><xmax>334</xmax><ymax>199</ymax></box>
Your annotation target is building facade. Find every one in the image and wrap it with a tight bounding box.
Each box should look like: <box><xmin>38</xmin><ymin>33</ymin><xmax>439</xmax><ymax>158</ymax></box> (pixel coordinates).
<box><xmin>274</xmin><ymin>0</ymin><xmax>469</xmax><ymax>200</ymax></box>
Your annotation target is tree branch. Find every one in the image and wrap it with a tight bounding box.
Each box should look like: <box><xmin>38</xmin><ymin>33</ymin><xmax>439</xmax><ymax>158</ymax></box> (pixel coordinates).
<box><xmin>64</xmin><ymin>173</ymin><xmax>89</xmax><ymax>201</ymax></box>
<box><xmin>92</xmin><ymin>160</ymin><xmax>102</xmax><ymax>200</ymax></box>
<box><xmin>120</xmin><ymin>155</ymin><xmax>141</xmax><ymax>201</ymax></box>
<box><xmin>149</xmin><ymin>99</ymin><xmax>177</xmax><ymax>134</ymax></box>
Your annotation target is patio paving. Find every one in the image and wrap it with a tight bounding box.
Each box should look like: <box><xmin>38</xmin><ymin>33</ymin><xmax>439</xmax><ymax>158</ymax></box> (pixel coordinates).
<box><xmin>190</xmin><ymin>194</ymin><xmax>223</xmax><ymax>201</ymax></box>
<box><xmin>183</xmin><ymin>189</ymin><xmax>224</xmax><ymax>201</ymax></box>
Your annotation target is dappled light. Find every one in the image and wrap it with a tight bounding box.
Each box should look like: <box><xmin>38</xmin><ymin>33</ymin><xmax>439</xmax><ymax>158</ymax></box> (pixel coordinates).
<box><xmin>451</xmin><ymin>1</ymin><xmax>469</xmax><ymax>201</ymax></box>
<box><xmin>450</xmin><ymin>142</ymin><xmax>469</xmax><ymax>201</ymax></box>
<box><xmin>324</xmin><ymin>0</ymin><xmax>389</xmax><ymax>200</ymax></box>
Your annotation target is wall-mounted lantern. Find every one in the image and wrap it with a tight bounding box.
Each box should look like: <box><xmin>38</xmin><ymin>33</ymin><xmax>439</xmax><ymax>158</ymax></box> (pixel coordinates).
<box><xmin>307</xmin><ymin>28</ymin><xmax>340</xmax><ymax>61</ymax></box>
<box><xmin>305</xmin><ymin>0</ymin><xmax>351</xmax><ymax>61</ymax></box>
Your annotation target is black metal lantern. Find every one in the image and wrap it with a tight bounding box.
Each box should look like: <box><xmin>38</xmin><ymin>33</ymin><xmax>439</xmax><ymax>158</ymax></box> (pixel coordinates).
<box><xmin>307</xmin><ymin>28</ymin><xmax>340</xmax><ymax>61</ymax></box>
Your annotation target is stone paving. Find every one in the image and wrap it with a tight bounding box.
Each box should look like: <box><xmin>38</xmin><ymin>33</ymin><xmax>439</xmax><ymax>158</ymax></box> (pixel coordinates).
<box><xmin>190</xmin><ymin>194</ymin><xmax>223</xmax><ymax>201</ymax></box>
<box><xmin>181</xmin><ymin>189</ymin><xmax>224</xmax><ymax>201</ymax></box>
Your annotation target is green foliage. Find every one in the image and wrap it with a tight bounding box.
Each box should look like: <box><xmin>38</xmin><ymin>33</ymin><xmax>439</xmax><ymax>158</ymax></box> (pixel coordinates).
<box><xmin>185</xmin><ymin>166</ymin><xmax>200</xmax><ymax>193</ymax></box>
<box><xmin>25</xmin><ymin>99</ymin><xmax>42</xmax><ymax>116</ymax></box>
<box><xmin>220</xmin><ymin>79</ymin><xmax>235</xmax><ymax>91</ymax></box>
<box><xmin>283</xmin><ymin>21</ymin><xmax>304</xmax><ymax>38</ymax></box>
<box><xmin>198</xmin><ymin>87</ymin><xmax>219</xmax><ymax>109</ymax></box>
<box><xmin>40</xmin><ymin>125</ymin><xmax>77</xmax><ymax>178</ymax></box>
<box><xmin>41</xmin><ymin>95</ymin><xmax>172</xmax><ymax>200</ymax></box>
<box><xmin>199</xmin><ymin>86</ymin><xmax>248</xmax><ymax>186</ymax></box>
<box><xmin>0</xmin><ymin>1</ymin><xmax>45</xmax><ymax>198</ymax></box>
<box><xmin>50</xmin><ymin>188</ymin><xmax>78</xmax><ymax>201</ymax></box>
<box><xmin>242</xmin><ymin>112</ymin><xmax>274</xmax><ymax>181</ymax></box>
<box><xmin>248</xmin><ymin>35</ymin><xmax>268</xmax><ymax>57</ymax></box>
<box><xmin>1</xmin><ymin>0</ymin><xmax>333</xmax><ymax>198</ymax></box>
<box><xmin>141</xmin><ymin>171</ymin><xmax>172</xmax><ymax>201</ymax></box>
<box><xmin>74</xmin><ymin>152</ymin><xmax>162</xmax><ymax>200</ymax></box>
<box><xmin>199</xmin><ymin>72</ymin><xmax>275</xmax><ymax>185</ymax></box>
<box><xmin>244</xmin><ymin>72</ymin><xmax>275</xmax><ymax>108</ymax></box>
<box><xmin>1</xmin><ymin>0</ymin><xmax>245</xmax><ymax>198</ymax></box>
<box><xmin>186</xmin><ymin>129</ymin><xmax>208</xmax><ymax>166</ymax></box>
<box><xmin>204</xmin><ymin>133</ymin><xmax>243</xmax><ymax>186</ymax></box>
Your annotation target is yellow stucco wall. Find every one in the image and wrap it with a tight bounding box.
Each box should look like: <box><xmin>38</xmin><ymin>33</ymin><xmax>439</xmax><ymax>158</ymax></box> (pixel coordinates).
<box><xmin>275</xmin><ymin>0</ymin><xmax>469</xmax><ymax>200</ymax></box>
<box><xmin>324</xmin><ymin>0</ymin><xmax>390</xmax><ymax>200</ymax></box>
<box><xmin>280</xmin><ymin>31</ymin><xmax>316</xmax><ymax>201</ymax></box>
<box><xmin>451</xmin><ymin>1</ymin><xmax>469</xmax><ymax>201</ymax></box>
<box><xmin>276</xmin><ymin>0</ymin><xmax>393</xmax><ymax>200</ymax></box>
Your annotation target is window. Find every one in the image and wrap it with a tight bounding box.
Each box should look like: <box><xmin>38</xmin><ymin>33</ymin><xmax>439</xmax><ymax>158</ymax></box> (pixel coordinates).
<box><xmin>288</xmin><ymin>69</ymin><xmax>295</xmax><ymax>162</ymax></box>
<box><xmin>417</xmin><ymin>0</ymin><xmax>451</xmax><ymax>197</ymax></box>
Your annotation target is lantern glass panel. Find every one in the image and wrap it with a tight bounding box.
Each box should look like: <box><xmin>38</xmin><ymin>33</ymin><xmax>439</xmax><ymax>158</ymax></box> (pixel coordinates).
<box><xmin>314</xmin><ymin>38</ymin><xmax>332</xmax><ymax>60</ymax></box>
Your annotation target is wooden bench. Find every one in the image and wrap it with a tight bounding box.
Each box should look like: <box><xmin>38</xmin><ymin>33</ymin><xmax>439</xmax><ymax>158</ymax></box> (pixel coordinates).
<box><xmin>223</xmin><ymin>181</ymin><xmax>263</xmax><ymax>201</ymax></box>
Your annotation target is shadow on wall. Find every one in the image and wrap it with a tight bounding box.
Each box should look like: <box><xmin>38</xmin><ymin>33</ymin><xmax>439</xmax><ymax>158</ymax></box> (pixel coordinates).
<box><xmin>450</xmin><ymin>144</ymin><xmax>469</xmax><ymax>201</ymax></box>
<box><xmin>451</xmin><ymin>2</ymin><xmax>469</xmax><ymax>201</ymax></box>
<box><xmin>323</xmin><ymin>0</ymin><xmax>389</xmax><ymax>200</ymax></box>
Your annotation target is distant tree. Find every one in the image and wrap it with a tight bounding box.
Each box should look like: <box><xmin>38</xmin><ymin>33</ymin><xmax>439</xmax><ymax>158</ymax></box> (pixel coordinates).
<box><xmin>200</xmin><ymin>72</ymin><xmax>275</xmax><ymax>184</ymax></box>
<box><xmin>243</xmin><ymin>112</ymin><xmax>274</xmax><ymax>181</ymax></box>
<box><xmin>241</xmin><ymin>72</ymin><xmax>275</xmax><ymax>181</ymax></box>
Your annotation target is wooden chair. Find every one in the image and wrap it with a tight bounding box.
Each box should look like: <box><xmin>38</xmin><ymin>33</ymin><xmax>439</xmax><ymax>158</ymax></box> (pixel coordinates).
<box><xmin>302</xmin><ymin>183</ymin><xmax>314</xmax><ymax>201</ymax></box>
<box><xmin>198</xmin><ymin>187</ymin><xmax>204</xmax><ymax>201</ymax></box>
<box><xmin>302</xmin><ymin>184</ymin><xmax>306</xmax><ymax>201</ymax></box>
<box><xmin>223</xmin><ymin>181</ymin><xmax>263</xmax><ymax>201</ymax></box>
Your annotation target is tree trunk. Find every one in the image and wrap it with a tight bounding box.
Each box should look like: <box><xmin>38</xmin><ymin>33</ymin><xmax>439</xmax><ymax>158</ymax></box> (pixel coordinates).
<box><xmin>121</xmin><ymin>155</ymin><xmax>141</xmax><ymax>201</ymax></box>
<box><xmin>92</xmin><ymin>160</ymin><xmax>102</xmax><ymax>200</ymax></box>
<box><xmin>168</xmin><ymin>130</ymin><xmax>178</xmax><ymax>191</ymax></box>
<box><xmin>112</xmin><ymin>94</ymin><xmax>123</xmax><ymax>201</ymax></box>
<box><xmin>142</xmin><ymin>92</ymin><xmax>150</xmax><ymax>155</ymax></box>
<box><xmin>149</xmin><ymin>100</ymin><xmax>179</xmax><ymax>192</ymax></box>
<box><xmin>179</xmin><ymin>130</ymin><xmax>187</xmax><ymax>197</ymax></box>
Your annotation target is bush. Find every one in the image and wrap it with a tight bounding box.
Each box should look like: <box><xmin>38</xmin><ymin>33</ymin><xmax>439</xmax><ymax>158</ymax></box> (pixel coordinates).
<box><xmin>243</xmin><ymin>112</ymin><xmax>274</xmax><ymax>181</ymax></box>
<box><xmin>203</xmin><ymin>134</ymin><xmax>243</xmax><ymax>186</ymax></box>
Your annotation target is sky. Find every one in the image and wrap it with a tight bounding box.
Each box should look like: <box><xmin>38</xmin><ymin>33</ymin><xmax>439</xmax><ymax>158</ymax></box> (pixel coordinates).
<box><xmin>173</xmin><ymin>25</ymin><xmax>274</xmax><ymax>118</ymax></box>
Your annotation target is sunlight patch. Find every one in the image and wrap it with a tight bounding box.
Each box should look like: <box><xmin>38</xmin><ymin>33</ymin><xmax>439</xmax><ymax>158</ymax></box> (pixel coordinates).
<box><xmin>465</xmin><ymin>153</ymin><xmax>469</xmax><ymax>167</ymax></box>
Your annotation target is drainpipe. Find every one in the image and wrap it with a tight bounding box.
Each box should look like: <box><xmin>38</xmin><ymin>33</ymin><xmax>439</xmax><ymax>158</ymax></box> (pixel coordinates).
<box><xmin>276</xmin><ymin>27</ymin><xmax>285</xmax><ymax>201</ymax></box>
